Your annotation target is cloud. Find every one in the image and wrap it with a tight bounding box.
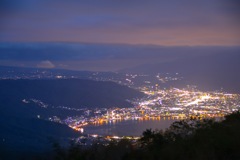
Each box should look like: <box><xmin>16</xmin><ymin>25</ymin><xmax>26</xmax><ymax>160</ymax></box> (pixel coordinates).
<box><xmin>37</xmin><ymin>60</ymin><xmax>55</xmax><ymax>68</ymax></box>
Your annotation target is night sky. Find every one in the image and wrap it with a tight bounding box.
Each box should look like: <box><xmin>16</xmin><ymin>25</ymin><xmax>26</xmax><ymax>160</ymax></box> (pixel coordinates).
<box><xmin>0</xmin><ymin>0</ymin><xmax>240</xmax><ymax>71</ymax></box>
<box><xmin>1</xmin><ymin>0</ymin><xmax>240</xmax><ymax>46</ymax></box>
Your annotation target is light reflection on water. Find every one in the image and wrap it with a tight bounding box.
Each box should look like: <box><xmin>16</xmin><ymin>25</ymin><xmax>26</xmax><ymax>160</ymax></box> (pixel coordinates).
<box><xmin>83</xmin><ymin>119</ymin><xmax>176</xmax><ymax>136</ymax></box>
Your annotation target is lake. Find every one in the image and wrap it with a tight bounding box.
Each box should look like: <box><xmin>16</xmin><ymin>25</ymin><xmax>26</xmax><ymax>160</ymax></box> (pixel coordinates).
<box><xmin>83</xmin><ymin>119</ymin><xmax>176</xmax><ymax>136</ymax></box>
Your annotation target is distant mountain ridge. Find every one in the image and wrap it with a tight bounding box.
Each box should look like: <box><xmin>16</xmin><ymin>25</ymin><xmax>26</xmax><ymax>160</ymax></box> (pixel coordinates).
<box><xmin>120</xmin><ymin>52</ymin><xmax>240</xmax><ymax>93</ymax></box>
<box><xmin>0</xmin><ymin>79</ymin><xmax>143</xmax><ymax>108</ymax></box>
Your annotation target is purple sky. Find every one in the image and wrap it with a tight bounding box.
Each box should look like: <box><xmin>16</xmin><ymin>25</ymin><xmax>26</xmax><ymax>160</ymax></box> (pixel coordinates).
<box><xmin>1</xmin><ymin>0</ymin><xmax>240</xmax><ymax>46</ymax></box>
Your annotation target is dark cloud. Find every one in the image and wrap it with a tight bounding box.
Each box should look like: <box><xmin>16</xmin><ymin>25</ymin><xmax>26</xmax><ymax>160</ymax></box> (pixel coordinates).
<box><xmin>220</xmin><ymin>0</ymin><xmax>240</xmax><ymax>25</ymax></box>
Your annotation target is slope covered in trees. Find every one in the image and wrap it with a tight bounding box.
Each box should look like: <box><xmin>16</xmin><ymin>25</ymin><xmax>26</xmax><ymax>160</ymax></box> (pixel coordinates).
<box><xmin>53</xmin><ymin>112</ymin><xmax>240</xmax><ymax>160</ymax></box>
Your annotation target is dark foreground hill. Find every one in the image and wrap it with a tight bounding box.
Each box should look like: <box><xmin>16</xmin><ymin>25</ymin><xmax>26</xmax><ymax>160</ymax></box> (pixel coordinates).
<box><xmin>0</xmin><ymin>116</ymin><xmax>79</xmax><ymax>157</ymax></box>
